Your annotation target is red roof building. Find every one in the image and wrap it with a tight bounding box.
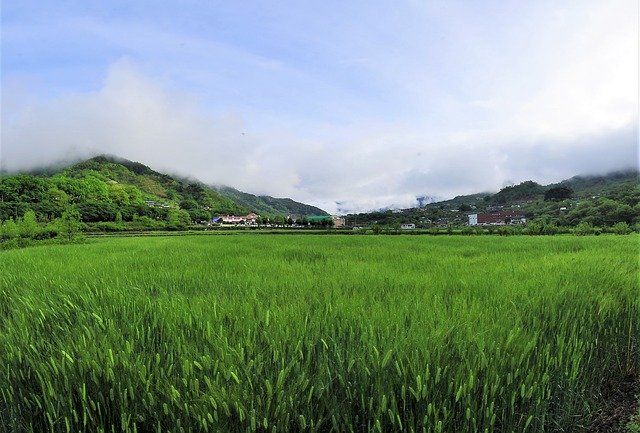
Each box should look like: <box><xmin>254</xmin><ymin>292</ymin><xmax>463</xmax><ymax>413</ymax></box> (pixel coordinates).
<box><xmin>468</xmin><ymin>212</ymin><xmax>526</xmax><ymax>226</ymax></box>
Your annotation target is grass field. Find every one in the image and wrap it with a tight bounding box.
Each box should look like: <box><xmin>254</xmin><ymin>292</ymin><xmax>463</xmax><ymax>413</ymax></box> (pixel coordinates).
<box><xmin>1</xmin><ymin>234</ymin><xmax>638</xmax><ymax>432</ymax></box>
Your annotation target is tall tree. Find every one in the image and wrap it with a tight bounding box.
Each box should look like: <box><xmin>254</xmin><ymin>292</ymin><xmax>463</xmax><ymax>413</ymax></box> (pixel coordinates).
<box><xmin>0</xmin><ymin>218</ymin><xmax>19</xmax><ymax>241</ymax></box>
<box><xmin>167</xmin><ymin>209</ymin><xmax>191</xmax><ymax>230</ymax></box>
<box><xmin>59</xmin><ymin>207</ymin><xmax>83</xmax><ymax>241</ymax></box>
<box><xmin>19</xmin><ymin>210</ymin><xmax>39</xmax><ymax>239</ymax></box>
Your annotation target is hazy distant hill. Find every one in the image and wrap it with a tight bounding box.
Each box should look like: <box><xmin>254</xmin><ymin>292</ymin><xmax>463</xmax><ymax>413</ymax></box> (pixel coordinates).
<box><xmin>0</xmin><ymin>155</ymin><xmax>328</xmax><ymax>222</ymax></box>
<box><xmin>215</xmin><ymin>186</ymin><xmax>329</xmax><ymax>216</ymax></box>
<box><xmin>348</xmin><ymin>169</ymin><xmax>639</xmax><ymax>228</ymax></box>
<box><xmin>417</xmin><ymin>170</ymin><xmax>638</xmax><ymax>209</ymax></box>
<box><xmin>553</xmin><ymin>170</ymin><xmax>639</xmax><ymax>197</ymax></box>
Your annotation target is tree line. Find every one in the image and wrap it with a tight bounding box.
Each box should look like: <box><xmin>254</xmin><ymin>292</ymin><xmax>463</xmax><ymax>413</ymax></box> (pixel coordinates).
<box><xmin>0</xmin><ymin>208</ymin><xmax>83</xmax><ymax>249</ymax></box>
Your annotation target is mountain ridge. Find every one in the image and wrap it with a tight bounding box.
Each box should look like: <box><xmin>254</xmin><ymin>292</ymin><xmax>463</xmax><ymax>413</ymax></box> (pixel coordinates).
<box><xmin>212</xmin><ymin>185</ymin><xmax>328</xmax><ymax>216</ymax></box>
<box><xmin>0</xmin><ymin>155</ymin><xmax>329</xmax><ymax>223</ymax></box>
<box><xmin>346</xmin><ymin>169</ymin><xmax>639</xmax><ymax>228</ymax></box>
<box><xmin>409</xmin><ymin>169</ymin><xmax>639</xmax><ymax>210</ymax></box>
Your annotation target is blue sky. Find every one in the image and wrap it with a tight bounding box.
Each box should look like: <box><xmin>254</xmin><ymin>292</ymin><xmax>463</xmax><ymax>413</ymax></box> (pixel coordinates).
<box><xmin>2</xmin><ymin>1</ymin><xmax>638</xmax><ymax>212</ymax></box>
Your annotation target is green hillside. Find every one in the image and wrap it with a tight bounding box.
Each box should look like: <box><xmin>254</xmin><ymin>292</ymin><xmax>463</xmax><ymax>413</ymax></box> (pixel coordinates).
<box><xmin>0</xmin><ymin>155</ymin><xmax>327</xmax><ymax>225</ymax></box>
<box><xmin>554</xmin><ymin>170</ymin><xmax>639</xmax><ymax>197</ymax></box>
<box><xmin>346</xmin><ymin>170</ymin><xmax>640</xmax><ymax>230</ymax></box>
<box><xmin>215</xmin><ymin>186</ymin><xmax>329</xmax><ymax>216</ymax></box>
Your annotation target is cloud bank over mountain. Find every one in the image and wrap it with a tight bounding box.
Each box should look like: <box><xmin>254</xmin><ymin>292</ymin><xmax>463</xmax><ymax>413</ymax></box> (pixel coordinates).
<box><xmin>2</xmin><ymin>1</ymin><xmax>637</xmax><ymax>213</ymax></box>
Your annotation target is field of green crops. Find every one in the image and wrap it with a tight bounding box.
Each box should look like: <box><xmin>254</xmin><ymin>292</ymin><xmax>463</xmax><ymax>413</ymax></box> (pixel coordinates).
<box><xmin>1</xmin><ymin>234</ymin><xmax>638</xmax><ymax>432</ymax></box>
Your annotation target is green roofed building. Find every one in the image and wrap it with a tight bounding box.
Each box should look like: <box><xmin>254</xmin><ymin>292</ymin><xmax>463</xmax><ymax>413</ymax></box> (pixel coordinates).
<box><xmin>306</xmin><ymin>216</ymin><xmax>331</xmax><ymax>222</ymax></box>
<box><xmin>304</xmin><ymin>215</ymin><xmax>345</xmax><ymax>227</ymax></box>
<box><xmin>304</xmin><ymin>215</ymin><xmax>333</xmax><ymax>227</ymax></box>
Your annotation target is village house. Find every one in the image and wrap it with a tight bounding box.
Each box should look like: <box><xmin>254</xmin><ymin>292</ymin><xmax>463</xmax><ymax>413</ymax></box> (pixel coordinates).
<box><xmin>468</xmin><ymin>212</ymin><xmax>527</xmax><ymax>226</ymax></box>
<box><xmin>400</xmin><ymin>223</ymin><xmax>416</xmax><ymax>230</ymax></box>
<box><xmin>331</xmin><ymin>216</ymin><xmax>345</xmax><ymax>227</ymax></box>
<box><xmin>213</xmin><ymin>213</ymin><xmax>259</xmax><ymax>225</ymax></box>
<box><xmin>144</xmin><ymin>200</ymin><xmax>172</xmax><ymax>208</ymax></box>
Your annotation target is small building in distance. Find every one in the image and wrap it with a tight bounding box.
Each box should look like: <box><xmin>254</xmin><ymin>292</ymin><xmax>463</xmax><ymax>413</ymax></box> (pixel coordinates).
<box><xmin>215</xmin><ymin>213</ymin><xmax>259</xmax><ymax>225</ymax></box>
<box><xmin>468</xmin><ymin>212</ymin><xmax>526</xmax><ymax>226</ymax></box>
<box><xmin>331</xmin><ymin>216</ymin><xmax>345</xmax><ymax>227</ymax></box>
<box><xmin>302</xmin><ymin>215</ymin><xmax>345</xmax><ymax>227</ymax></box>
<box><xmin>400</xmin><ymin>223</ymin><xmax>416</xmax><ymax>230</ymax></box>
<box><xmin>144</xmin><ymin>200</ymin><xmax>172</xmax><ymax>208</ymax></box>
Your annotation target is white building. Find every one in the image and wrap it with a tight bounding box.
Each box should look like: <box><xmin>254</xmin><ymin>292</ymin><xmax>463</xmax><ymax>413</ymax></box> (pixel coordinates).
<box><xmin>218</xmin><ymin>213</ymin><xmax>259</xmax><ymax>225</ymax></box>
<box><xmin>331</xmin><ymin>216</ymin><xmax>345</xmax><ymax>227</ymax></box>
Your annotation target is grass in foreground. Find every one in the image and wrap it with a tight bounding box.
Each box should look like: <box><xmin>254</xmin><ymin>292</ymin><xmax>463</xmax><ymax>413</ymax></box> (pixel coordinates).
<box><xmin>1</xmin><ymin>235</ymin><xmax>638</xmax><ymax>432</ymax></box>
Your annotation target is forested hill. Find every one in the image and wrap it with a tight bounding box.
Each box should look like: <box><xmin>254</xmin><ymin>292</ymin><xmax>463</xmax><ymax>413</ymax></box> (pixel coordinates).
<box><xmin>345</xmin><ymin>169</ymin><xmax>639</xmax><ymax>229</ymax></box>
<box><xmin>553</xmin><ymin>170</ymin><xmax>639</xmax><ymax>197</ymax></box>
<box><xmin>414</xmin><ymin>169</ymin><xmax>638</xmax><ymax>211</ymax></box>
<box><xmin>0</xmin><ymin>155</ymin><xmax>327</xmax><ymax>223</ymax></box>
<box><xmin>215</xmin><ymin>186</ymin><xmax>328</xmax><ymax>216</ymax></box>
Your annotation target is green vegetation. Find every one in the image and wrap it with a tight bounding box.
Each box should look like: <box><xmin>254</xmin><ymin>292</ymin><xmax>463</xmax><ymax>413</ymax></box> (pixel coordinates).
<box><xmin>544</xmin><ymin>187</ymin><xmax>573</xmax><ymax>202</ymax></box>
<box><xmin>215</xmin><ymin>186</ymin><xmax>328</xmax><ymax>217</ymax></box>
<box><xmin>58</xmin><ymin>207</ymin><xmax>84</xmax><ymax>242</ymax></box>
<box><xmin>0</xmin><ymin>155</ymin><xmax>246</xmax><ymax>224</ymax></box>
<box><xmin>0</xmin><ymin>155</ymin><xmax>327</xmax><ymax>229</ymax></box>
<box><xmin>1</xmin><ymin>235</ymin><xmax>638</xmax><ymax>432</ymax></box>
<box><xmin>491</xmin><ymin>180</ymin><xmax>544</xmax><ymax>204</ymax></box>
<box><xmin>628</xmin><ymin>407</ymin><xmax>640</xmax><ymax>433</ymax></box>
<box><xmin>349</xmin><ymin>170</ymin><xmax>640</xmax><ymax>231</ymax></box>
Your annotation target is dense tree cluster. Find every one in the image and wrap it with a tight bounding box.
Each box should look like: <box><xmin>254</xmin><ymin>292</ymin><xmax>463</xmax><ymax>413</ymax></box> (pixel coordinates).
<box><xmin>544</xmin><ymin>186</ymin><xmax>573</xmax><ymax>201</ymax></box>
<box><xmin>0</xmin><ymin>157</ymin><xmax>247</xmax><ymax>226</ymax></box>
<box><xmin>491</xmin><ymin>181</ymin><xmax>544</xmax><ymax>204</ymax></box>
<box><xmin>0</xmin><ymin>208</ymin><xmax>84</xmax><ymax>249</ymax></box>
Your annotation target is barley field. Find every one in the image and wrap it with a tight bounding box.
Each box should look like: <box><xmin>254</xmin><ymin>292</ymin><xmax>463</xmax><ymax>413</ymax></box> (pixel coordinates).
<box><xmin>1</xmin><ymin>234</ymin><xmax>638</xmax><ymax>432</ymax></box>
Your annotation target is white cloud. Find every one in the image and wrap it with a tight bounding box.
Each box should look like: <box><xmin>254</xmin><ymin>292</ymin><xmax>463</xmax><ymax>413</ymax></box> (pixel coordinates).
<box><xmin>2</xmin><ymin>1</ymin><xmax>638</xmax><ymax>214</ymax></box>
<box><xmin>507</xmin><ymin>1</ymin><xmax>637</xmax><ymax>138</ymax></box>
